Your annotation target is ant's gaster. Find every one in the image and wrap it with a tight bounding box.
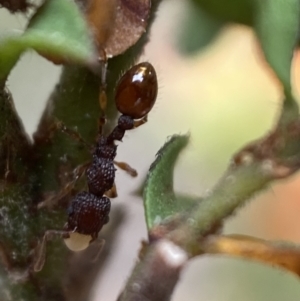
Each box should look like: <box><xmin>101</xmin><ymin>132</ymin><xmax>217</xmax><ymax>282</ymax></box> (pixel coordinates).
<box><xmin>115</xmin><ymin>62</ymin><xmax>157</xmax><ymax>119</ymax></box>
<box><xmin>33</xmin><ymin>62</ymin><xmax>158</xmax><ymax>272</ymax></box>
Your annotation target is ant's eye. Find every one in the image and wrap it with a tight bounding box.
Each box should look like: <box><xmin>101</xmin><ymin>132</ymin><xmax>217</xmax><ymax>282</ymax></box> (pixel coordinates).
<box><xmin>115</xmin><ymin>62</ymin><xmax>158</xmax><ymax>119</ymax></box>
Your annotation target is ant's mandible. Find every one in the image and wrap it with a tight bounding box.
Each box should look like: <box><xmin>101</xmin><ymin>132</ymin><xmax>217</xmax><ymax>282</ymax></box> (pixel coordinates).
<box><xmin>33</xmin><ymin>62</ymin><xmax>158</xmax><ymax>272</ymax></box>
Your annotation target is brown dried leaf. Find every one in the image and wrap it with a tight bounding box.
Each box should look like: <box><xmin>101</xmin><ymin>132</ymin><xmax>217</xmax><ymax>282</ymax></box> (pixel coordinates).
<box><xmin>86</xmin><ymin>0</ymin><xmax>151</xmax><ymax>57</ymax></box>
<box><xmin>203</xmin><ymin>234</ymin><xmax>300</xmax><ymax>277</ymax></box>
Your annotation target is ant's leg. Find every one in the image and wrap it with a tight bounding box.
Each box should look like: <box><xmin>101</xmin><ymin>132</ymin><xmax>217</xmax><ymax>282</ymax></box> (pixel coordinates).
<box><xmin>4</xmin><ymin>140</ymin><xmax>12</xmax><ymax>182</ymax></box>
<box><xmin>42</xmin><ymin>118</ymin><xmax>91</xmax><ymax>152</ymax></box>
<box><xmin>38</xmin><ymin>120</ymin><xmax>91</xmax><ymax>209</ymax></box>
<box><xmin>98</xmin><ymin>48</ymin><xmax>108</xmax><ymax>110</ymax></box>
<box><xmin>33</xmin><ymin>230</ymin><xmax>70</xmax><ymax>272</ymax></box>
<box><xmin>90</xmin><ymin>239</ymin><xmax>105</xmax><ymax>263</ymax></box>
<box><xmin>133</xmin><ymin>115</ymin><xmax>148</xmax><ymax>128</ymax></box>
<box><xmin>114</xmin><ymin>160</ymin><xmax>137</xmax><ymax>177</ymax></box>
<box><xmin>1</xmin><ymin>137</ymin><xmax>15</xmax><ymax>183</ymax></box>
<box><xmin>54</xmin><ymin>120</ymin><xmax>91</xmax><ymax>150</ymax></box>
<box><xmin>98</xmin><ymin>50</ymin><xmax>108</xmax><ymax>134</ymax></box>
<box><xmin>107</xmin><ymin>160</ymin><xmax>137</xmax><ymax>199</ymax></box>
<box><xmin>105</xmin><ymin>183</ymin><xmax>118</xmax><ymax>198</ymax></box>
<box><xmin>38</xmin><ymin>162</ymin><xmax>89</xmax><ymax>209</ymax></box>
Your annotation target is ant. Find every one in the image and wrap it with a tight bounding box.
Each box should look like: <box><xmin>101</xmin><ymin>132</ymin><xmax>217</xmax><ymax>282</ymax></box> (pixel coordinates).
<box><xmin>33</xmin><ymin>61</ymin><xmax>158</xmax><ymax>272</ymax></box>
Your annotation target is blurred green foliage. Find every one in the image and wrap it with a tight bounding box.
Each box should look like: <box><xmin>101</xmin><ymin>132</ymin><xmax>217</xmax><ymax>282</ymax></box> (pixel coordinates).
<box><xmin>178</xmin><ymin>0</ymin><xmax>299</xmax><ymax>92</ymax></box>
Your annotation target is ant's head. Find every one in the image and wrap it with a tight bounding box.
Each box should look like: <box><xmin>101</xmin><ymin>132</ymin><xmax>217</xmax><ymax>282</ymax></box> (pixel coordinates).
<box><xmin>115</xmin><ymin>62</ymin><xmax>158</xmax><ymax>119</ymax></box>
<box><xmin>64</xmin><ymin>192</ymin><xmax>110</xmax><ymax>251</ymax></box>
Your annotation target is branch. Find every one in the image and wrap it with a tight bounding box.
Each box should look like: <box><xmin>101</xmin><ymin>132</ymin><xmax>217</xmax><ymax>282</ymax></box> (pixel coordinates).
<box><xmin>118</xmin><ymin>240</ymin><xmax>188</xmax><ymax>301</ymax></box>
<box><xmin>165</xmin><ymin>95</ymin><xmax>300</xmax><ymax>254</ymax></box>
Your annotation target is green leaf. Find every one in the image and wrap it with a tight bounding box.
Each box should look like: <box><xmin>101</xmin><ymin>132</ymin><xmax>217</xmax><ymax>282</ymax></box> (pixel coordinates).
<box><xmin>177</xmin><ymin>0</ymin><xmax>223</xmax><ymax>54</ymax></box>
<box><xmin>254</xmin><ymin>0</ymin><xmax>300</xmax><ymax>94</ymax></box>
<box><xmin>0</xmin><ymin>34</ymin><xmax>24</xmax><ymax>81</ymax></box>
<box><xmin>143</xmin><ymin>134</ymin><xmax>190</xmax><ymax>230</ymax></box>
<box><xmin>189</xmin><ymin>0</ymin><xmax>299</xmax><ymax>95</ymax></box>
<box><xmin>0</xmin><ymin>0</ymin><xmax>98</xmax><ymax>81</ymax></box>
<box><xmin>192</xmin><ymin>0</ymin><xmax>255</xmax><ymax>26</ymax></box>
